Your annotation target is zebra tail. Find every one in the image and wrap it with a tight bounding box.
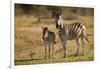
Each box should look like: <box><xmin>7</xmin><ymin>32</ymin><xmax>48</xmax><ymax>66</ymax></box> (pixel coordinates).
<box><xmin>85</xmin><ymin>36</ymin><xmax>89</xmax><ymax>43</ymax></box>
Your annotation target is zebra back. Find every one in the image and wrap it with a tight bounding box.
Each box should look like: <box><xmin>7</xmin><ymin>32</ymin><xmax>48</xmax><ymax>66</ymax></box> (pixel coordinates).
<box><xmin>58</xmin><ymin>22</ymin><xmax>87</xmax><ymax>40</ymax></box>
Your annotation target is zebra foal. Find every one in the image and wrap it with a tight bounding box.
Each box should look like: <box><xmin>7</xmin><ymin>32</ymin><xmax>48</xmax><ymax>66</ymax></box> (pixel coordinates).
<box><xmin>54</xmin><ymin>12</ymin><xmax>89</xmax><ymax>58</ymax></box>
<box><xmin>42</xmin><ymin>27</ymin><xmax>56</xmax><ymax>59</ymax></box>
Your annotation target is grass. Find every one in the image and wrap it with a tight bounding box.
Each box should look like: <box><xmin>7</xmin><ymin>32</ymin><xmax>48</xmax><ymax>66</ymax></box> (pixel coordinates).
<box><xmin>15</xmin><ymin>15</ymin><xmax>94</xmax><ymax>65</ymax></box>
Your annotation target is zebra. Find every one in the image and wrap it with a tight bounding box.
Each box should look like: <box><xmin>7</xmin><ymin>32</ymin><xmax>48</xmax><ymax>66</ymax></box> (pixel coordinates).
<box><xmin>42</xmin><ymin>27</ymin><xmax>56</xmax><ymax>59</ymax></box>
<box><xmin>54</xmin><ymin>11</ymin><xmax>89</xmax><ymax>58</ymax></box>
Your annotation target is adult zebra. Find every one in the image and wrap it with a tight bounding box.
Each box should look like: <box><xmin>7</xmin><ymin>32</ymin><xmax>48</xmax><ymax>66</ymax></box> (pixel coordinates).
<box><xmin>42</xmin><ymin>27</ymin><xmax>56</xmax><ymax>59</ymax></box>
<box><xmin>54</xmin><ymin>12</ymin><xmax>89</xmax><ymax>58</ymax></box>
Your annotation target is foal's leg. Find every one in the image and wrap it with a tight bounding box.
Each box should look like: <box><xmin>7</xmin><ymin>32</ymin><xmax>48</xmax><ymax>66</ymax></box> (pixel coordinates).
<box><xmin>52</xmin><ymin>43</ymin><xmax>54</xmax><ymax>58</ymax></box>
<box><xmin>48</xmin><ymin>44</ymin><xmax>51</xmax><ymax>59</ymax></box>
<box><xmin>44</xmin><ymin>43</ymin><xmax>47</xmax><ymax>59</ymax></box>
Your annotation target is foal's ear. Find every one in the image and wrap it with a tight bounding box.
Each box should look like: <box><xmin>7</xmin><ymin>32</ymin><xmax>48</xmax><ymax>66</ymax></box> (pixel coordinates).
<box><xmin>42</xmin><ymin>27</ymin><xmax>44</xmax><ymax>30</ymax></box>
<box><xmin>45</xmin><ymin>27</ymin><xmax>48</xmax><ymax>30</ymax></box>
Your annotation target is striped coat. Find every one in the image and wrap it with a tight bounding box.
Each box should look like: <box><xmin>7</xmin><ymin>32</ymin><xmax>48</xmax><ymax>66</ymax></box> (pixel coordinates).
<box><xmin>54</xmin><ymin>12</ymin><xmax>89</xmax><ymax>58</ymax></box>
<box><xmin>42</xmin><ymin>27</ymin><xmax>56</xmax><ymax>59</ymax></box>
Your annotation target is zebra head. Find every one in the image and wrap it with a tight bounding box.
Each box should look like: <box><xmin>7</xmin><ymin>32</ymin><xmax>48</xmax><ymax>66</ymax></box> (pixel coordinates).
<box><xmin>54</xmin><ymin>11</ymin><xmax>64</xmax><ymax>29</ymax></box>
<box><xmin>42</xmin><ymin>27</ymin><xmax>48</xmax><ymax>40</ymax></box>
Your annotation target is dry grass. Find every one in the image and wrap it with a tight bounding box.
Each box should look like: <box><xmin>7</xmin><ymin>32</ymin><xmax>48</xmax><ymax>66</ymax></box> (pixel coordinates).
<box><xmin>15</xmin><ymin>15</ymin><xmax>94</xmax><ymax>65</ymax></box>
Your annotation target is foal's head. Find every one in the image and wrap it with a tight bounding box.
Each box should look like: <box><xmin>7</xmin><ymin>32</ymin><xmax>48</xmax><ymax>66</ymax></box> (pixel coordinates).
<box><xmin>42</xmin><ymin>27</ymin><xmax>48</xmax><ymax>40</ymax></box>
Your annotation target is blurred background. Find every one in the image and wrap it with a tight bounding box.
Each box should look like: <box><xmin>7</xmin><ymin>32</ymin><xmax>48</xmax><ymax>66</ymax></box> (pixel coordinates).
<box><xmin>15</xmin><ymin>4</ymin><xmax>94</xmax><ymax>22</ymax></box>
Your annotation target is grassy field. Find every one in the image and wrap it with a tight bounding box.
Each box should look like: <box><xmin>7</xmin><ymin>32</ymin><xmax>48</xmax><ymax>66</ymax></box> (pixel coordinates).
<box><xmin>15</xmin><ymin>15</ymin><xmax>94</xmax><ymax>65</ymax></box>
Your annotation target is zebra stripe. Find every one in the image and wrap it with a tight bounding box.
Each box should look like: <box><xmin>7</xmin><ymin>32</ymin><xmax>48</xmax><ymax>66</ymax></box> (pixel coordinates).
<box><xmin>54</xmin><ymin>12</ymin><xmax>89</xmax><ymax>58</ymax></box>
<box><xmin>42</xmin><ymin>27</ymin><xmax>56</xmax><ymax>59</ymax></box>
<box><xmin>58</xmin><ymin>22</ymin><xmax>84</xmax><ymax>40</ymax></box>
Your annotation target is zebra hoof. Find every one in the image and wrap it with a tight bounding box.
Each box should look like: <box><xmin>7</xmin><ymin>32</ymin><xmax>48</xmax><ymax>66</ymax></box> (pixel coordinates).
<box><xmin>45</xmin><ymin>57</ymin><xmax>46</xmax><ymax>60</ymax></box>
<box><xmin>74</xmin><ymin>55</ymin><xmax>77</xmax><ymax>57</ymax></box>
<box><xmin>74</xmin><ymin>53</ymin><xmax>78</xmax><ymax>57</ymax></box>
<box><xmin>82</xmin><ymin>54</ymin><xmax>84</xmax><ymax>56</ymax></box>
<box><xmin>63</xmin><ymin>55</ymin><xmax>67</xmax><ymax>58</ymax></box>
<box><xmin>49</xmin><ymin>57</ymin><xmax>50</xmax><ymax>59</ymax></box>
<box><xmin>63</xmin><ymin>56</ymin><xmax>65</xmax><ymax>58</ymax></box>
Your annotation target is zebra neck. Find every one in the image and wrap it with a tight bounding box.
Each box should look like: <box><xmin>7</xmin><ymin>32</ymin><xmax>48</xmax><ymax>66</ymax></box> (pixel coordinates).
<box><xmin>58</xmin><ymin>25</ymin><xmax>65</xmax><ymax>31</ymax></box>
<box><xmin>58</xmin><ymin>26</ymin><xmax>66</xmax><ymax>36</ymax></box>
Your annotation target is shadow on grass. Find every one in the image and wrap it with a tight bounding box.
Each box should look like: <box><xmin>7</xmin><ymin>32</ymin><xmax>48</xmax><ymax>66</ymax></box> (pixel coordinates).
<box><xmin>66</xmin><ymin>54</ymin><xmax>82</xmax><ymax>57</ymax></box>
<box><xmin>15</xmin><ymin>58</ymin><xmax>44</xmax><ymax>62</ymax></box>
<box><xmin>15</xmin><ymin>54</ymin><xmax>83</xmax><ymax>63</ymax></box>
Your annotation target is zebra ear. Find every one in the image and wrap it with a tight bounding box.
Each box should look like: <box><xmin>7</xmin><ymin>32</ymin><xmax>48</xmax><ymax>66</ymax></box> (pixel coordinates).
<box><xmin>47</xmin><ymin>27</ymin><xmax>48</xmax><ymax>30</ymax></box>
<box><xmin>55</xmin><ymin>11</ymin><xmax>58</xmax><ymax>15</ymax></box>
<box><xmin>42</xmin><ymin>27</ymin><xmax>44</xmax><ymax>30</ymax></box>
<box><xmin>54</xmin><ymin>11</ymin><xmax>58</xmax><ymax>18</ymax></box>
<box><xmin>45</xmin><ymin>27</ymin><xmax>48</xmax><ymax>30</ymax></box>
<box><xmin>55</xmin><ymin>11</ymin><xmax>58</xmax><ymax>16</ymax></box>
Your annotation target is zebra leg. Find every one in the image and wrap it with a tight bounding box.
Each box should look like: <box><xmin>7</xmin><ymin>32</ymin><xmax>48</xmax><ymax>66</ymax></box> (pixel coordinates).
<box><xmin>81</xmin><ymin>33</ymin><xmax>85</xmax><ymax>56</ymax></box>
<box><xmin>48</xmin><ymin>44</ymin><xmax>51</xmax><ymax>59</ymax></box>
<box><xmin>62</xmin><ymin>41</ymin><xmax>67</xmax><ymax>58</ymax></box>
<box><xmin>44</xmin><ymin>43</ymin><xmax>47</xmax><ymax>60</ymax></box>
<box><xmin>74</xmin><ymin>39</ymin><xmax>80</xmax><ymax>56</ymax></box>
<box><xmin>52</xmin><ymin>43</ymin><xmax>54</xmax><ymax>58</ymax></box>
